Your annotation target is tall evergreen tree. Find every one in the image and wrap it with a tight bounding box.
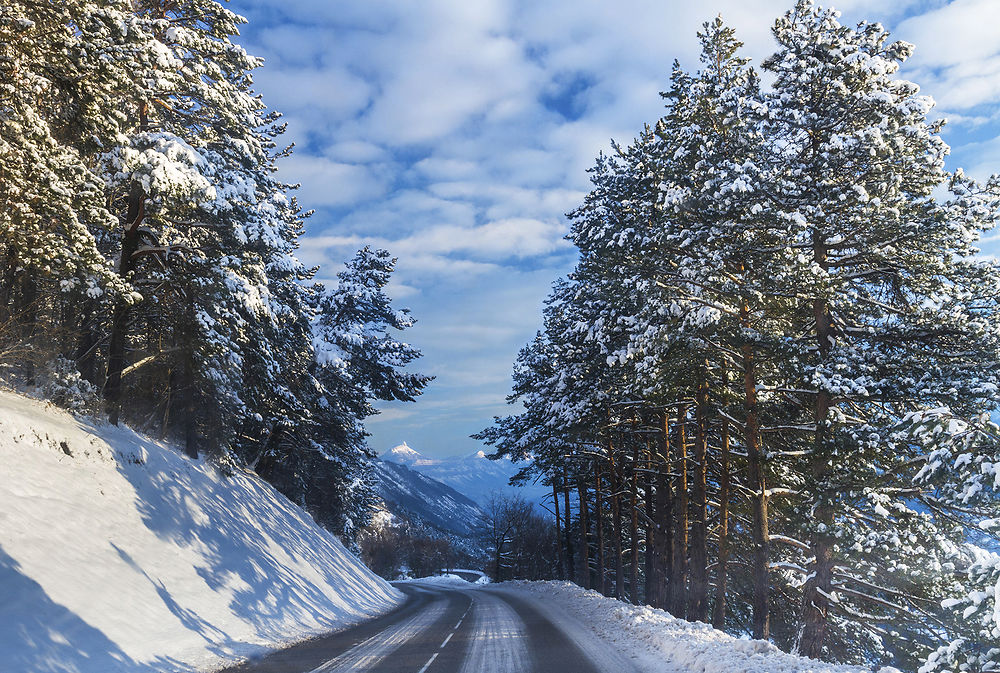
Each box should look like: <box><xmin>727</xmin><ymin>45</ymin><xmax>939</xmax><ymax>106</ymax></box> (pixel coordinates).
<box><xmin>761</xmin><ymin>1</ymin><xmax>1000</xmax><ymax>660</ymax></box>
<box><xmin>0</xmin><ymin>1</ymin><xmax>122</xmax><ymax>375</ymax></box>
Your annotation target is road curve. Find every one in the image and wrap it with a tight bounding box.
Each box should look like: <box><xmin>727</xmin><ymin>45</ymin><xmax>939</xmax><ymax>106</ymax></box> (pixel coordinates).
<box><xmin>220</xmin><ymin>581</ymin><xmax>641</xmax><ymax>673</ymax></box>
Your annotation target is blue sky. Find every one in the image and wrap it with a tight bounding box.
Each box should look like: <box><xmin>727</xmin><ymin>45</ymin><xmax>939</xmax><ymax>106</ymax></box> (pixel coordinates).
<box><xmin>228</xmin><ymin>0</ymin><xmax>1000</xmax><ymax>459</ymax></box>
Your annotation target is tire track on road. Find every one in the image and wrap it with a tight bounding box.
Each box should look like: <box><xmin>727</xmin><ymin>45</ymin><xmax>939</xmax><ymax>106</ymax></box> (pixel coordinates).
<box><xmin>458</xmin><ymin>589</ymin><xmax>529</xmax><ymax>673</ymax></box>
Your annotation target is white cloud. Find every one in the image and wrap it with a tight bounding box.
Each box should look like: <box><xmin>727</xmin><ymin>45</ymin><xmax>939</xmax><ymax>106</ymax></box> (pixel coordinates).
<box><xmin>323</xmin><ymin>140</ymin><xmax>389</xmax><ymax>164</ymax></box>
<box><xmin>279</xmin><ymin>155</ymin><xmax>389</xmax><ymax>207</ymax></box>
<box><xmin>365</xmin><ymin>407</ymin><xmax>419</xmax><ymax>424</ymax></box>
<box><xmin>952</xmin><ymin>133</ymin><xmax>1000</xmax><ymax>182</ymax></box>
<box><xmin>254</xmin><ymin>65</ymin><xmax>373</xmax><ymax>121</ymax></box>
<box><xmin>232</xmin><ymin>0</ymin><xmax>1000</xmax><ymax>457</ymax></box>
<box><xmin>386</xmin><ymin>280</ymin><xmax>422</xmax><ymax>300</ymax></box>
<box><xmin>897</xmin><ymin>0</ymin><xmax>1000</xmax><ymax>69</ymax></box>
<box><xmin>896</xmin><ymin>0</ymin><xmax>1000</xmax><ymax>110</ymax></box>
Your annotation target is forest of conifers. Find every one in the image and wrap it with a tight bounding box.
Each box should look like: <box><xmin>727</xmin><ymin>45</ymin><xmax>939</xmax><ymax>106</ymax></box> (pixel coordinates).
<box><xmin>0</xmin><ymin>0</ymin><xmax>429</xmax><ymax>539</ymax></box>
<box><xmin>478</xmin><ymin>4</ymin><xmax>1000</xmax><ymax>672</ymax></box>
<box><xmin>7</xmin><ymin>0</ymin><xmax>1000</xmax><ymax>671</ymax></box>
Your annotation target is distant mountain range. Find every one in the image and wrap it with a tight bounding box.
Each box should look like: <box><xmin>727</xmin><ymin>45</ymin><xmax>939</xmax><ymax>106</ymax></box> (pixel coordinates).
<box><xmin>370</xmin><ymin>459</ymin><xmax>483</xmax><ymax>536</ymax></box>
<box><xmin>380</xmin><ymin>443</ymin><xmax>550</xmax><ymax>509</ymax></box>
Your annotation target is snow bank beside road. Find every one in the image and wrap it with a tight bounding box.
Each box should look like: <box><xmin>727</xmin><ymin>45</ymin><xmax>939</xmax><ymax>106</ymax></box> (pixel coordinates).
<box><xmin>0</xmin><ymin>390</ymin><xmax>402</xmax><ymax>673</ymax></box>
<box><xmin>497</xmin><ymin>581</ymin><xmax>901</xmax><ymax>673</ymax></box>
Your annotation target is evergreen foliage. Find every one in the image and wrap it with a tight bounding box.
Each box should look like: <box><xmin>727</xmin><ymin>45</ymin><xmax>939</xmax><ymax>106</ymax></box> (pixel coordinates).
<box><xmin>479</xmin><ymin>3</ymin><xmax>1000</xmax><ymax>670</ymax></box>
<box><xmin>0</xmin><ymin>0</ymin><xmax>428</xmax><ymax>543</ymax></box>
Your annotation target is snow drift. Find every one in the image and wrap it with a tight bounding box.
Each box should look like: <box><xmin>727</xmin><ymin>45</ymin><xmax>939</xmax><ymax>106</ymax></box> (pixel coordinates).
<box><xmin>497</xmin><ymin>581</ymin><xmax>902</xmax><ymax>673</ymax></box>
<box><xmin>0</xmin><ymin>390</ymin><xmax>402</xmax><ymax>673</ymax></box>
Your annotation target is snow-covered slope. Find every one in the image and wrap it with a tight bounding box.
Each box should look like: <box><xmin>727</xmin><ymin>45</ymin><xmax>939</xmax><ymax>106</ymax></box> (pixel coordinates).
<box><xmin>0</xmin><ymin>390</ymin><xmax>402</xmax><ymax>673</ymax></box>
<box><xmin>371</xmin><ymin>459</ymin><xmax>483</xmax><ymax>536</ymax></box>
<box><xmin>381</xmin><ymin>443</ymin><xmax>549</xmax><ymax>507</ymax></box>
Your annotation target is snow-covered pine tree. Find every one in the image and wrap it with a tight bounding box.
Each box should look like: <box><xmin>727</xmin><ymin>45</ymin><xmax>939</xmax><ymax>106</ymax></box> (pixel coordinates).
<box><xmin>760</xmin><ymin>1</ymin><xmax>1000</xmax><ymax>662</ymax></box>
<box><xmin>0</xmin><ymin>1</ymin><xmax>121</xmax><ymax>381</ymax></box>
<box><xmin>82</xmin><ymin>0</ymin><xmax>275</xmax><ymax>453</ymax></box>
<box><xmin>897</xmin><ymin>276</ymin><xmax>1000</xmax><ymax>672</ymax></box>
<box><xmin>643</xmin><ymin>19</ymin><xmax>789</xmax><ymax>634</ymax></box>
<box><xmin>305</xmin><ymin>247</ymin><xmax>431</xmax><ymax>538</ymax></box>
<box><xmin>0</xmin><ymin>0</ymin><xmax>432</xmax><ymax>549</ymax></box>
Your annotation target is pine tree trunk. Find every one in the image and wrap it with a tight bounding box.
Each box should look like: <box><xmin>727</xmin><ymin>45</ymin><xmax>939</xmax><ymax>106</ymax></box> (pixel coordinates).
<box><xmin>668</xmin><ymin>405</ymin><xmax>688</xmax><ymax>618</ymax></box>
<box><xmin>578</xmin><ymin>475</ymin><xmax>591</xmax><ymax>590</ymax></box>
<box><xmin>562</xmin><ymin>467</ymin><xmax>575</xmax><ymax>584</ymax></box>
<box><xmin>689</xmin><ymin>371</ymin><xmax>710</xmax><ymax>621</ymax></box>
<box><xmin>742</xmin><ymin>296</ymin><xmax>770</xmax><ymax>640</ymax></box>
<box><xmin>609</xmin><ymin>438</ymin><xmax>625</xmax><ymax>600</ymax></box>
<box><xmin>644</xmin><ymin>437</ymin><xmax>654</xmax><ymax>605</ymax></box>
<box><xmin>160</xmin><ymin>366</ymin><xmax>174</xmax><ymax>439</ymax></box>
<box><xmin>595</xmin><ymin>460</ymin><xmax>607</xmax><ymax>595</ymax></box>
<box><xmin>798</xmin><ymin>231</ymin><xmax>834</xmax><ymax>658</ymax></box>
<box><xmin>712</xmin><ymin>418</ymin><xmax>731</xmax><ymax>629</ymax></box>
<box><xmin>105</xmin><ymin>102</ymin><xmax>149</xmax><ymax>426</ymax></box>
<box><xmin>181</xmin><ymin>313</ymin><xmax>198</xmax><ymax>459</ymax></box>
<box><xmin>0</xmin><ymin>249</ymin><xmax>15</xmax><ymax>325</ymax></box>
<box><xmin>552</xmin><ymin>476</ymin><xmax>565</xmax><ymax>580</ymax></box>
<box><xmin>74</xmin><ymin>301</ymin><xmax>100</xmax><ymax>386</ymax></box>
<box><xmin>650</xmin><ymin>410</ymin><xmax>672</xmax><ymax>609</ymax></box>
<box><xmin>630</xmin><ymin>437</ymin><xmax>640</xmax><ymax>604</ymax></box>
<box><xmin>18</xmin><ymin>273</ymin><xmax>38</xmax><ymax>386</ymax></box>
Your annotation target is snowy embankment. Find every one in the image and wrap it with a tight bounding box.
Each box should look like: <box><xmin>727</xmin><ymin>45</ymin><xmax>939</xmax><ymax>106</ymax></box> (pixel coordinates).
<box><xmin>0</xmin><ymin>390</ymin><xmax>403</xmax><ymax>673</ymax></box>
<box><xmin>496</xmin><ymin>581</ymin><xmax>901</xmax><ymax>673</ymax></box>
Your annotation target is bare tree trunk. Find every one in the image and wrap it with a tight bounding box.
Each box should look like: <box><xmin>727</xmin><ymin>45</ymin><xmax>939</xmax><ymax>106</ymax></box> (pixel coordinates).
<box><xmin>742</xmin><ymin>296</ymin><xmax>770</xmax><ymax>640</ymax></box>
<box><xmin>668</xmin><ymin>405</ymin><xmax>688</xmax><ymax>618</ymax></box>
<box><xmin>689</xmin><ymin>370</ymin><xmax>710</xmax><ymax>621</ymax></box>
<box><xmin>494</xmin><ymin>535</ymin><xmax>504</xmax><ymax>583</ymax></box>
<box><xmin>712</xmin><ymin>419</ymin><xmax>731</xmax><ymax>629</ymax></box>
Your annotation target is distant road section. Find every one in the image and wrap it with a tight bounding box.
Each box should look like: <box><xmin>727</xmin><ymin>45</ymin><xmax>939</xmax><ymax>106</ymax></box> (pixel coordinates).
<box><xmin>221</xmin><ymin>582</ymin><xmax>643</xmax><ymax>673</ymax></box>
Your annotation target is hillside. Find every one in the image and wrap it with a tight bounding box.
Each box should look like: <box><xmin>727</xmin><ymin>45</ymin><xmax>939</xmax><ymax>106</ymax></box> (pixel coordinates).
<box><xmin>382</xmin><ymin>443</ymin><xmax>550</xmax><ymax>507</ymax></box>
<box><xmin>0</xmin><ymin>390</ymin><xmax>402</xmax><ymax>673</ymax></box>
<box><xmin>371</xmin><ymin>459</ymin><xmax>483</xmax><ymax>536</ymax></box>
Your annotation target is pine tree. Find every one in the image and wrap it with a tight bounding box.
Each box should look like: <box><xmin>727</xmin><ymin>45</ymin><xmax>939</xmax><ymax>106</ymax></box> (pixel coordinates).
<box><xmin>480</xmin><ymin>4</ymin><xmax>1000</xmax><ymax>670</ymax></box>
<box><xmin>761</xmin><ymin>1</ymin><xmax>1000</xmax><ymax>661</ymax></box>
<box><xmin>648</xmin><ymin>19</ymin><xmax>783</xmax><ymax>635</ymax></box>
<box><xmin>0</xmin><ymin>1</ymin><xmax>122</xmax><ymax>379</ymax></box>
<box><xmin>302</xmin><ymin>247</ymin><xmax>431</xmax><ymax>537</ymax></box>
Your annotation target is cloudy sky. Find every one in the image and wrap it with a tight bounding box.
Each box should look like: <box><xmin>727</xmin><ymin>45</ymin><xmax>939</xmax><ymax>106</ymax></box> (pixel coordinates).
<box><xmin>228</xmin><ymin>0</ymin><xmax>1000</xmax><ymax>458</ymax></box>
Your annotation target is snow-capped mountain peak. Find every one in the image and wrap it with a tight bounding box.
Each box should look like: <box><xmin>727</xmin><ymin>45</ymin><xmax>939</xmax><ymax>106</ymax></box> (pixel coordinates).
<box><xmin>381</xmin><ymin>442</ymin><xmax>548</xmax><ymax>508</ymax></box>
<box><xmin>383</xmin><ymin>442</ymin><xmax>439</xmax><ymax>467</ymax></box>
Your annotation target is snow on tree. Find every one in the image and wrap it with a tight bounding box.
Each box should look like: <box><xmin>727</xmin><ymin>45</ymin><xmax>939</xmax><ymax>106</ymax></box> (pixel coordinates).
<box><xmin>251</xmin><ymin>247</ymin><xmax>431</xmax><ymax>539</ymax></box>
<box><xmin>758</xmin><ymin>1</ymin><xmax>1000</xmax><ymax>662</ymax></box>
<box><xmin>0</xmin><ymin>1</ymin><xmax>123</xmax><ymax>382</ymax></box>
<box><xmin>0</xmin><ymin>0</ymin><xmax>430</xmax><ymax>545</ymax></box>
<box><xmin>481</xmin><ymin>3</ymin><xmax>1000</xmax><ymax>670</ymax></box>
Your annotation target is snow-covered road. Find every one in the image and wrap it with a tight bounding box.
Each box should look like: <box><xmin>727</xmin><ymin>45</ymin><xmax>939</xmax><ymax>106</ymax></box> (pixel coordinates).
<box><xmin>221</xmin><ymin>581</ymin><xmax>643</xmax><ymax>673</ymax></box>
